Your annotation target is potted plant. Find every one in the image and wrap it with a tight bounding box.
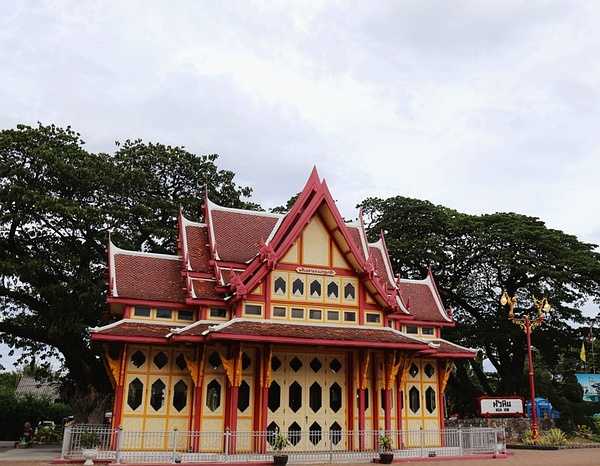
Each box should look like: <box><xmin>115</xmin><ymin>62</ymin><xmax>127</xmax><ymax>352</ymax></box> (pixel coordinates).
<box><xmin>79</xmin><ymin>431</ymin><xmax>100</xmax><ymax>466</ymax></box>
<box><xmin>378</xmin><ymin>434</ymin><xmax>393</xmax><ymax>464</ymax></box>
<box><xmin>271</xmin><ymin>430</ymin><xmax>289</xmax><ymax>466</ymax></box>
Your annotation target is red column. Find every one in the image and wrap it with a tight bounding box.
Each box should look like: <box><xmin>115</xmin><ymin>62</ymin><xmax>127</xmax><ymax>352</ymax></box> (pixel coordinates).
<box><xmin>357</xmin><ymin>352</ymin><xmax>367</xmax><ymax>451</ymax></box>
<box><xmin>111</xmin><ymin>345</ymin><xmax>127</xmax><ymax>430</ymax></box>
<box><xmin>224</xmin><ymin>345</ymin><xmax>241</xmax><ymax>454</ymax></box>
<box><xmin>347</xmin><ymin>351</ymin><xmax>354</xmax><ymax>450</ymax></box>
<box><xmin>526</xmin><ymin>319</ymin><xmax>539</xmax><ymax>440</ymax></box>
<box><xmin>252</xmin><ymin>349</ymin><xmax>262</xmax><ymax>452</ymax></box>
<box><xmin>191</xmin><ymin>346</ymin><xmax>205</xmax><ymax>451</ymax></box>
<box><xmin>384</xmin><ymin>389</ymin><xmax>392</xmax><ymax>432</ymax></box>
<box><xmin>259</xmin><ymin>346</ymin><xmax>272</xmax><ymax>453</ymax></box>
<box><xmin>371</xmin><ymin>353</ymin><xmax>379</xmax><ymax>449</ymax></box>
<box><xmin>396</xmin><ymin>375</ymin><xmax>403</xmax><ymax>447</ymax></box>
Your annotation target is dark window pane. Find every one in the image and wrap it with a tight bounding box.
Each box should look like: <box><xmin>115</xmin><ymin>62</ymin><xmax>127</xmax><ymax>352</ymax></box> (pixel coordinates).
<box><xmin>327</xmin><ymin>281</ymin><xmax>339</xmax><ymax>299</ymax></box>
<box><xmin>309</xmin><ymin>382</ymin><xmax>322</xmax><ymax>412</ymax></box>
<box><xmin>156</xmin><ymin>308</ymin><xmax>172</xmax><ymax>319</ymax></box>
<box><xmin>344</xmin><ymin>283</ymin><xmax>356</xmax><ymax>300</ymax></box>
<box><xmin>329</xmin><ymin>422</ymin><xmax>342</xmax><ymax>445</ymax></box>
<box><xmin>175</xmin><ymin>353</ymin><xmax>187</xmax><ymax>371</ymax></box>
<box><xmin>309</xmin><ymin>422</ymin><xmax>322</xmax><ymax>445</ymax></box>
<box><xmin>150</xmin><ymin>379</ymin><xmax>166</xmax><ymax>411</ymax></box>
<box><xmin>309</xmin><ymin>309</ymin><xmax>322</xmax><ymax>320</ymax></box>
<box><xmin>327</xmin><ymin>310</ymin><xmax>339</xmax><ymax>321</ymax></box>
<box><xmin>343</xmin><ymin>311</ymin><xmax>356</xmax><ymax>322</ymax></box>
<box><xmin>242</xmin><ymin>352</ymin><xmax>251</xmax><ymax>371</ymax></box>
<box><xmin>271</xmin><ymin>356</ymin><xmax>281</xmax><ymax>371</ymax></box>
<box><xmin>310</xmin><ymin>358</ymin><xmax>322</xmax><ymax>372</ymax></box>
<box><xmin>206</xmin><ymin>379</ymin><xmax>221</xmax><ymax>412</ymax></box>
<box><xmin>406</xmin><ymin>325</ymin><xmax>418</xmax><ymax>334</ymax></box>
<box><xmin>426</xmin><ymin>387</ymin><xmax>436</xmax><ymax>413</ymax></box>
<box><xmin>329</xmin><ymin>382</ymin><xmax>342</xmax><ymax>412</ymax></box>
<box><xmin>273</xmin><ymin>306</ymin><xmax>286</xmax><ymax>317</ymax></box>
<box><xmin>310</xmin><ymin>280</ymin><xmax>321</xmax><ymax>297</ymax></box>
<box><xmin>238</xmin><ymin>380</ymin><xmax>250</xmax><ymax>412</ymax></box>
<box><xmin>291</xmin><ymin>308</ymin><xmax>304</xmax><ymax>319</ymax></box>
<box><xmin>208</xmin><ymin>351</ymin><xmax>221</xmax><ymax>369</ymax></box>
<box><xmin>422</xmin><ymin>327</ymin><xmax>434</xmax><ymax>335</ymax></box>
<box><xmin>409</xmin><ymin>363</ymin><xmax>419</xmax><ymax>377</ymax></box>
<box><xmin>134</xmin><ymin>306</ymin><xmax>150</xmax><ymax>317</ymax></box>
<box><xmin>178</xmin><ymin>309</ymin><xmax>194</xmax><ymax>321</ymax></box>
<box><xmin>268</xmin><ymin>381</ymin><xmax>281</xmax><ymax>412</ymax></box>
<box><xmin>153</xmin><ymin>352</ymin><xmax>168</xmax><ymax>370</ymax></box>
<box><xmin>424</xmin><ymin>364</ymin><xmax>435</xmax><ymax>378</ymax></box>
<box><xmin>289</xmin><ymin>357</ymin><xmax>302</xmax><ymax>372</ymax></box>
<box><xmin>127</xmin><ymin>378</ymin><xmax>143</xmax><ymax>410</ymax></box>
<box><xmin>244</xmin><ymin>304</ymin><xmax>262</xmax><ymax>316</ymax></box>
<box><xmin>292</xmin><ymin>279</ymin><xmax>304</xmax><ymax>296</ymax></box>
<box><xmin>366</xmin><ymin>313</ymin><xmax>381</xmax><ymax>323</ymax></box>
<box><xmin>289</xmin><ymin>382</ymin><xmax>302</xmax><ymax>412</ymax></box>
<box><xmin>173</xmin><ymin>380</ymin><xmax>188</xmax><ymax>412</ymax></box>
<box><xmin>210</xmin><ymin>308</ymin><xmax>227</xmax><ymax>318</ymax></box>
<box><xmin>329</xmin><ymin>358</ymin><xmax>342</xmax><ymax>373</ymax></box>
<box><xmin>131</xmin><ymin>350</ymin><xmax>146</xmax><ymax>368</ymax></box>
<box><xmin>274</xmin><ymin>277</ymin><xmax>286</xmax><ymax>295</ymax></box>
<box><xmin>409</xmin><ymin>386</ymin><xmax>420</xmax><ymax>413</ymax></box>
<box><xmin>288</xmin><ymin>422</ymin><xmax>301</xmax><ymax>446</ymax></box>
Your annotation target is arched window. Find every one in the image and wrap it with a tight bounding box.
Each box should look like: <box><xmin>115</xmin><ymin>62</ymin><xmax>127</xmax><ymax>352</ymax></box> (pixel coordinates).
<box><xmin>344</xmin><ymin>283</ymin><xmax>356</xmax><ymax>300</ymax></box>
<box><xmin>292</xmin><ymin>278</ymin><xmax>304</xmax><ymax>296</ymax></box>
<box><xmin>310</xmin><ymin>280</ymin><xmax>322</xmax><ymax>297</ymax></box>
<box><xmin>327</xmin><ymin>281</ymin><xmax>339</xmax><ymax>299</ymax></box>
<box><xmin>274</xmin><ymin>277</ymin><xmax>286</xmax><ymax>295</ymax></box>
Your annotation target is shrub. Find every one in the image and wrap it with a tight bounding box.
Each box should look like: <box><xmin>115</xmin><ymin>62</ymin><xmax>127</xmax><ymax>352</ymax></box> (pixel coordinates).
<box><xmin>379</xmin><ymin>434</ymin><xmax>393</xmax><ymax>452</ymax></box>
<box><xmin>537</xmin><ymin>429</ymin><xmax>567</xmax><ymax>447</ymax></box>
<box><xmin>79</xmin><ymin>432</ymin><xmax>100</xmax><ymax>449</ymax></box>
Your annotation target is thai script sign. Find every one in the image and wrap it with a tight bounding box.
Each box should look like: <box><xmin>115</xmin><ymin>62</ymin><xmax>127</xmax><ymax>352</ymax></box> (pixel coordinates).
<box><xmin>479</xmin><ymin>396</ymin><xmax>524</xmax><ymax>417</ymax></box>
<box><xmin>296</xmin><ymin>266</ymin><xmax>336</xmax><ymax>276</ymax></box>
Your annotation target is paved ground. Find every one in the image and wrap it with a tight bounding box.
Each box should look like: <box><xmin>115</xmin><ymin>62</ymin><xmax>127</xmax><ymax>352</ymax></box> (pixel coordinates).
<box><xmin>1</xmin><ymin>448</ymin><xmax>599</xmax><ymax>465</ymax></box>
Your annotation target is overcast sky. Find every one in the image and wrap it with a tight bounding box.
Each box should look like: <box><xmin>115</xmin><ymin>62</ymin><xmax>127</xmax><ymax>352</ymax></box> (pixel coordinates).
<box><xmin>2</xmin><ymin>2</ymin><xmax>600</xmax><ymax>368</ymax></box>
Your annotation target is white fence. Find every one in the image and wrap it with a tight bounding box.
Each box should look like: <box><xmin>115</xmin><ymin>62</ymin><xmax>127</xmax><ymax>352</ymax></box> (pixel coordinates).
<box><xmin>62</xmin><ymin>425</ymin><xmax>506</xmax><ymax>463</ymax></box>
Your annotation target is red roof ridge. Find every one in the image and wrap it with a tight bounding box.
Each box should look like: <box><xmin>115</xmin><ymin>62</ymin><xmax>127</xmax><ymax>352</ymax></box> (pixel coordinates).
<box><xmin>90</xmin><ymin>318</ymin><xmax>186</xmax><ymax>333</ymax></box>
<box><xmin>367</xmin><ymin>236</ymin><xmax>396</xmax><ymax>287</ymax></box>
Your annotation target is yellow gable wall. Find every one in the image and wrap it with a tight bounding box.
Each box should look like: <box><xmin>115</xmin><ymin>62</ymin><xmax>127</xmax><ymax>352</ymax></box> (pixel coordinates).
<box><xmin>302</xmin><ymin>215</ymin><xmax>330</xmax><ymax>266</ymax></box>
<box><xmin>280</xmin><ymin>214</ymin><xmax>352</xmax><ymax>269</ymax></box>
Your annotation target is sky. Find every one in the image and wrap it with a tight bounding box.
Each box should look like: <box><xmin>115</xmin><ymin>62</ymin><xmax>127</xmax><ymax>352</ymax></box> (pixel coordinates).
<box><xmin>1</xmin><ymin>1</ymin><xmax>600</xmax><ymax>368</ymax></box>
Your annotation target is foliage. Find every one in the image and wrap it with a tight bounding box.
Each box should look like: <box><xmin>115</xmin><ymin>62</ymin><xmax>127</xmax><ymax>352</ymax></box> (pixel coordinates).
<box><xmin>33</xmin><ymin>424</ymin><xmax>62</xmax><ymax>444</ymax></box>
<box><xmin>379</xmin><ymin>434</ymin><xmax>393</xmax><ymax>451</ymax></box>
<box><xmin>270</xmin><ymin>430</ymin><xmax>289</xmax><ymax>452</ymax></box>
<box><xmin>359</xmin><ymin>196</ymin><xmax>600</xmax><ymax>398</ymax></box>
<box><xmin>522</xmin><ymin>428</ymin><xmax>567</xmax><ymax>447</ymax></box>
<box><xmin>0</xmin><ymin>123</ymin><xmax>259</xmax><ymax>421</ymax></box>
<box><xmin>270</xmin><ymin>193</ymin><xmax>299</xmax><ymax>214</ymax></box>
<box><xmin>79</xmin><ymin>431</ymin><xmax>100</xmax><ymax>449</ymax></box>
<box><xmin>0</xmin><ymin>391</ymin><xmax>70</xmax><ymax>440</ymax></box>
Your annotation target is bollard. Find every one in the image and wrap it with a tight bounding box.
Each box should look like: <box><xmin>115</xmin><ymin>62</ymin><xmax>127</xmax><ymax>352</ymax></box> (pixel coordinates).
<box><xmin>61</xmin><ymin>426</ymin><xmax>72</xmax><ymax>459</ymax></box>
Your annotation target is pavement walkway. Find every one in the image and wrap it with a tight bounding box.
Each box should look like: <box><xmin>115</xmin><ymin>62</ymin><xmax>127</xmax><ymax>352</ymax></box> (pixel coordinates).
<box><xmin>1</xmin><ymin>448</ymin><xmax>599</xmax><ymax>466</ymax></box>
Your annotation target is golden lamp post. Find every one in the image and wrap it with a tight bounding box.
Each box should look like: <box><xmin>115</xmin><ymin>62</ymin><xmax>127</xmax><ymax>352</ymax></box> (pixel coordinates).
<box><xmin>500</xmin><ymin>291</ymin><xmax>551</xmax><ymax>440</ymax></box>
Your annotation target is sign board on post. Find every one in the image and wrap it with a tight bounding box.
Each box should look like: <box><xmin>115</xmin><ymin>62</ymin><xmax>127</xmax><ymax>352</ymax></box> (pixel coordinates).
<box><xmin>478</xmin><ymin>396</ymin><xmax>524</xmax><ymax>418</ymax></box>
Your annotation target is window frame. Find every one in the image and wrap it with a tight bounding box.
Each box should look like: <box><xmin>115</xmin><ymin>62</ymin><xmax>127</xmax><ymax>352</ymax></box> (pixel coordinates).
<box><xmin>290</xmin><ymin>307</ymin><xmax>305</xmax><ymax>320</ymax></box>
<box><xmin>133</xmin><ymin>306</ymin><xmax>151</xmax><ymax>318</ymax></box>
<box><xmin>365</xmin><ymin>312</ymin><xmax>382</xmax><ymax>325</ymax></box>
<box><xmin>209</xmin><ymin>307</ymin><xmax>228</xmax><ymax>320</ymax></box>
<box><xmin>156</xmin><ymin>308</ymin><xmax>173</xmax><ymax>320</ymax></box>
<box><xmin>243</xmin><ymin>303</ymin><xmax>263</xmax><ymax>318</ymax></box>
<box><xmin>272</xmin><ymin>305</ymin><xmax>287</xmax><ymax>319</ymax></box>
<box><xmin>177</xmin><ymin>309</ymin><xmax>195</xmax><ymax>321</ymax></box>
<box><xmin>308</xmin><ymin>308</ymin><xmax>323</xmax><ymax>321</ymax></box>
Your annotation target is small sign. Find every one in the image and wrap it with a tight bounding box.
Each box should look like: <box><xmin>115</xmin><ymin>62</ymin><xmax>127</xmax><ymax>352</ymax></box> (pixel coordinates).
<box><xmin>296</xmin><ymin>266</ymin><xmax>336</xmax><ymax>276</ymax></box>
<box><xmin>479</xmin><ymin>396</ymin><xmax>524</xmax><ymax>417</ymax></box>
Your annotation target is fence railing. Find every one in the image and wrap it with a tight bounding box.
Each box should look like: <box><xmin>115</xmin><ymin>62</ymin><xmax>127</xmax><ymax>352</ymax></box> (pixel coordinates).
<box><xmin>62</xmin><ymin>425</ymin><xmax>506</xmax><ymax>463</ymax></box>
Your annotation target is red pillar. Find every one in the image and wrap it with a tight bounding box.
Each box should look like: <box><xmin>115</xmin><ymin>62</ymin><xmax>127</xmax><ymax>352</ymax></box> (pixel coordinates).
<box><xmin>224</xmin><ymin>345</ymin><xmax>241</xmax><ymax>454</ymax></box>
<box><xmin>347</xmin><ymin>352</ymin><xmax>354</xmax><ymax>450</ymax></box>
<box><xmin>111</xmin><ymin>345</ymin><xmax>127</xmax><ymax>430</ymax></box>
<box><xmin>357</xmin><ymin>352</ymin><xmax>367</xmax><ymax>451</ymax></box>
<box><xmin>384</xmin><ymin>389</ymin><xmax>392</xmax><ymax>432</ymax></box>
<box><xmin>191</xmin><ymin>346</ymin><xmax>205</xmax><ymax>451</ymax></box>
<box><xmin>526</xmin><ymin>319</ymin><xmax>539</xmax><ymax>439</ymax></box>
<box><xmin>252</xmin><ymin>349</ymin><xmax>262</xmax><ymax>452</ymax></box>
<box><xmin>396</xmin><ymin>375</ymin><xmax>403</xmax><ymax>447</ymax></box>
<box><xmin>259</xmin><ymin>346</ymin><xmax>272</xmax><ymax>453</ymax></box>
<box><xmin>371</xmin><ymin>353</ymin><xmax>379</xmax><ymax>449</ymax></box>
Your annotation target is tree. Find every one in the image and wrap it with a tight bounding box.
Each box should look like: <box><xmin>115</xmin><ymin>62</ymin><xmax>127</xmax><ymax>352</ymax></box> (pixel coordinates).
<box><xmin>270</xmin><ymin>192</ymin><xmax>299</xmax><ymax>214</ymax></box>
<box><xmin>0</xmin><ymin>123</ymin><xmax>258</xmax><ymax>420</ymax></box>
<box><xmin>359</xmin><ymin>196</ymin><xmax>600</xmax><ymax>396</ymax></box>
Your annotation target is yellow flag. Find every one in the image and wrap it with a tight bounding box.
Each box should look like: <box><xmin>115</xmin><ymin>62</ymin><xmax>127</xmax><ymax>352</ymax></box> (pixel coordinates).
<box><xmin>580</xmin><ymin>341</ymin><xmax>586</xmax><ymax>363</ymax></box>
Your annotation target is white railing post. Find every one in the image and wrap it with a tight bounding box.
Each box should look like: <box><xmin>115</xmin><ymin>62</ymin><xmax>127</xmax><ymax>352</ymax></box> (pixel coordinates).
<box><xmin>458</xmin><ymin>427</ymin><xmax>463</xmax><ymax>455</ymax></box>
<box><xmin>419</xmin><ymin>428</ymin><xmax>424</xmax><ymax>458</ymax></box>
<box><xmin>114</xmin><ymin>426</ymin><xmax>123</xmax><ymax>464</ymax></box>
<box><xmin>171</xmin><ymin>428</ymin><xmax>178</xmax><ymax>463</ymax></box>
<box><xmin>328</xmin><ymin>429</ymin><xmax>334</xmax><ymax>463</ymax></box>
<box><xmin>61</xmin><ymin>426</ymin><xmax>72</xmax><ymax>459</ymax></box>
<box><xmin>224</xmin><ymin>428</ymin><xmax>230</xmax><ymax>459</ymax></box>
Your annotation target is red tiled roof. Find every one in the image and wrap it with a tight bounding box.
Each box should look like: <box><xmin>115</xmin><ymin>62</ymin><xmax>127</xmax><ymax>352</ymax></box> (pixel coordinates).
<box><xmin>114</xmin><ymin>254</ymin><xmax>186</xmax><ymax>303</ymax></box>
<box><xmin>347</xmin><ymin>226</ymin><xmax>366</xmax><ymax>261</ymax></box>
<box><xmin>178</xmin><ymin>320</ymin><xmax>427</xmax><ymax>348</ymax></box>
<box><xmin>211</xmin><ymin>209</ymin><xmax>280</xmax><ymax>263</ymax></box>
<box><xmin>368</xmin><ymin>245</ymin><xmax>394</xmax><ymax>288</ymax></box>
<box><xmin>433</xmin><ymin>339</ymin><xmax>477</xmax><ymax>356</ymax></box>
<box><xmin>92</xmin><ymin>320</ymin><xmax>178</xmax><ymax>338</ymax></box>
<box><xmin>185</xmin><ymin>225</ymin><xmax>211</xmax><ymax>272</ymax></box>
<box><xmin>191</xmin><ymin>279</ymin><xmax>222</xmax><ymax>300</ymax></box>
<box><xmin>398</xmin><ymin>281</ymin><xmax>449</xmax><ymax>323</ymax></box>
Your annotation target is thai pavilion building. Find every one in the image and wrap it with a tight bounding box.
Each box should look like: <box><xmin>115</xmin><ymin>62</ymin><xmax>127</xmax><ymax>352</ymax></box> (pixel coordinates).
<box><xmin>91</xmin><ymin>168</ymin><xmax>476</xmax><ymax>454</ymax></box>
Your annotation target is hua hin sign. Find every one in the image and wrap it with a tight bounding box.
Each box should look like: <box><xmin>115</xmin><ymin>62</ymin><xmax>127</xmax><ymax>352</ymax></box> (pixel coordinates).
<box><xmin>296</xmin><ymin>266</ymin><xmax>336</xmax><ymax>276</ymax></box>
<box><xmin>478</xmin><ymin>396</ymin><xmax>524</xmax><ymax>418</ymax></box>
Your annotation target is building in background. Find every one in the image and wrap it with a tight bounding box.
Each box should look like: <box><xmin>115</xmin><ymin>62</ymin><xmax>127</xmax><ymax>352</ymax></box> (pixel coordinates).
<box><xmin>91</xmin><ymin>168</ymin><xmax>476</xmax><ymax>452</ymax></box>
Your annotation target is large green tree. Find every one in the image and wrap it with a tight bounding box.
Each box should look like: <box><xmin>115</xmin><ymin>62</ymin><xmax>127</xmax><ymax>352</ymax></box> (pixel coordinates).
<box><xmin>0</xmin><ymin>123</ymin><xmax>258</xmax><ymax>420</ymax></box>
<box><xmin>359</xmin><ymin>196</ymin><xmax>600</xmax><ymax>396</ymax></box>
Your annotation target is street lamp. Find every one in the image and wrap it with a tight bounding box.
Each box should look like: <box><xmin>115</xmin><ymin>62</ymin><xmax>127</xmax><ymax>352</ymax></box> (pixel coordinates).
<box><xmin>500</xmin><ymin>291</ymin><xmax>551</xmax><ymax>440</ymax></box>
